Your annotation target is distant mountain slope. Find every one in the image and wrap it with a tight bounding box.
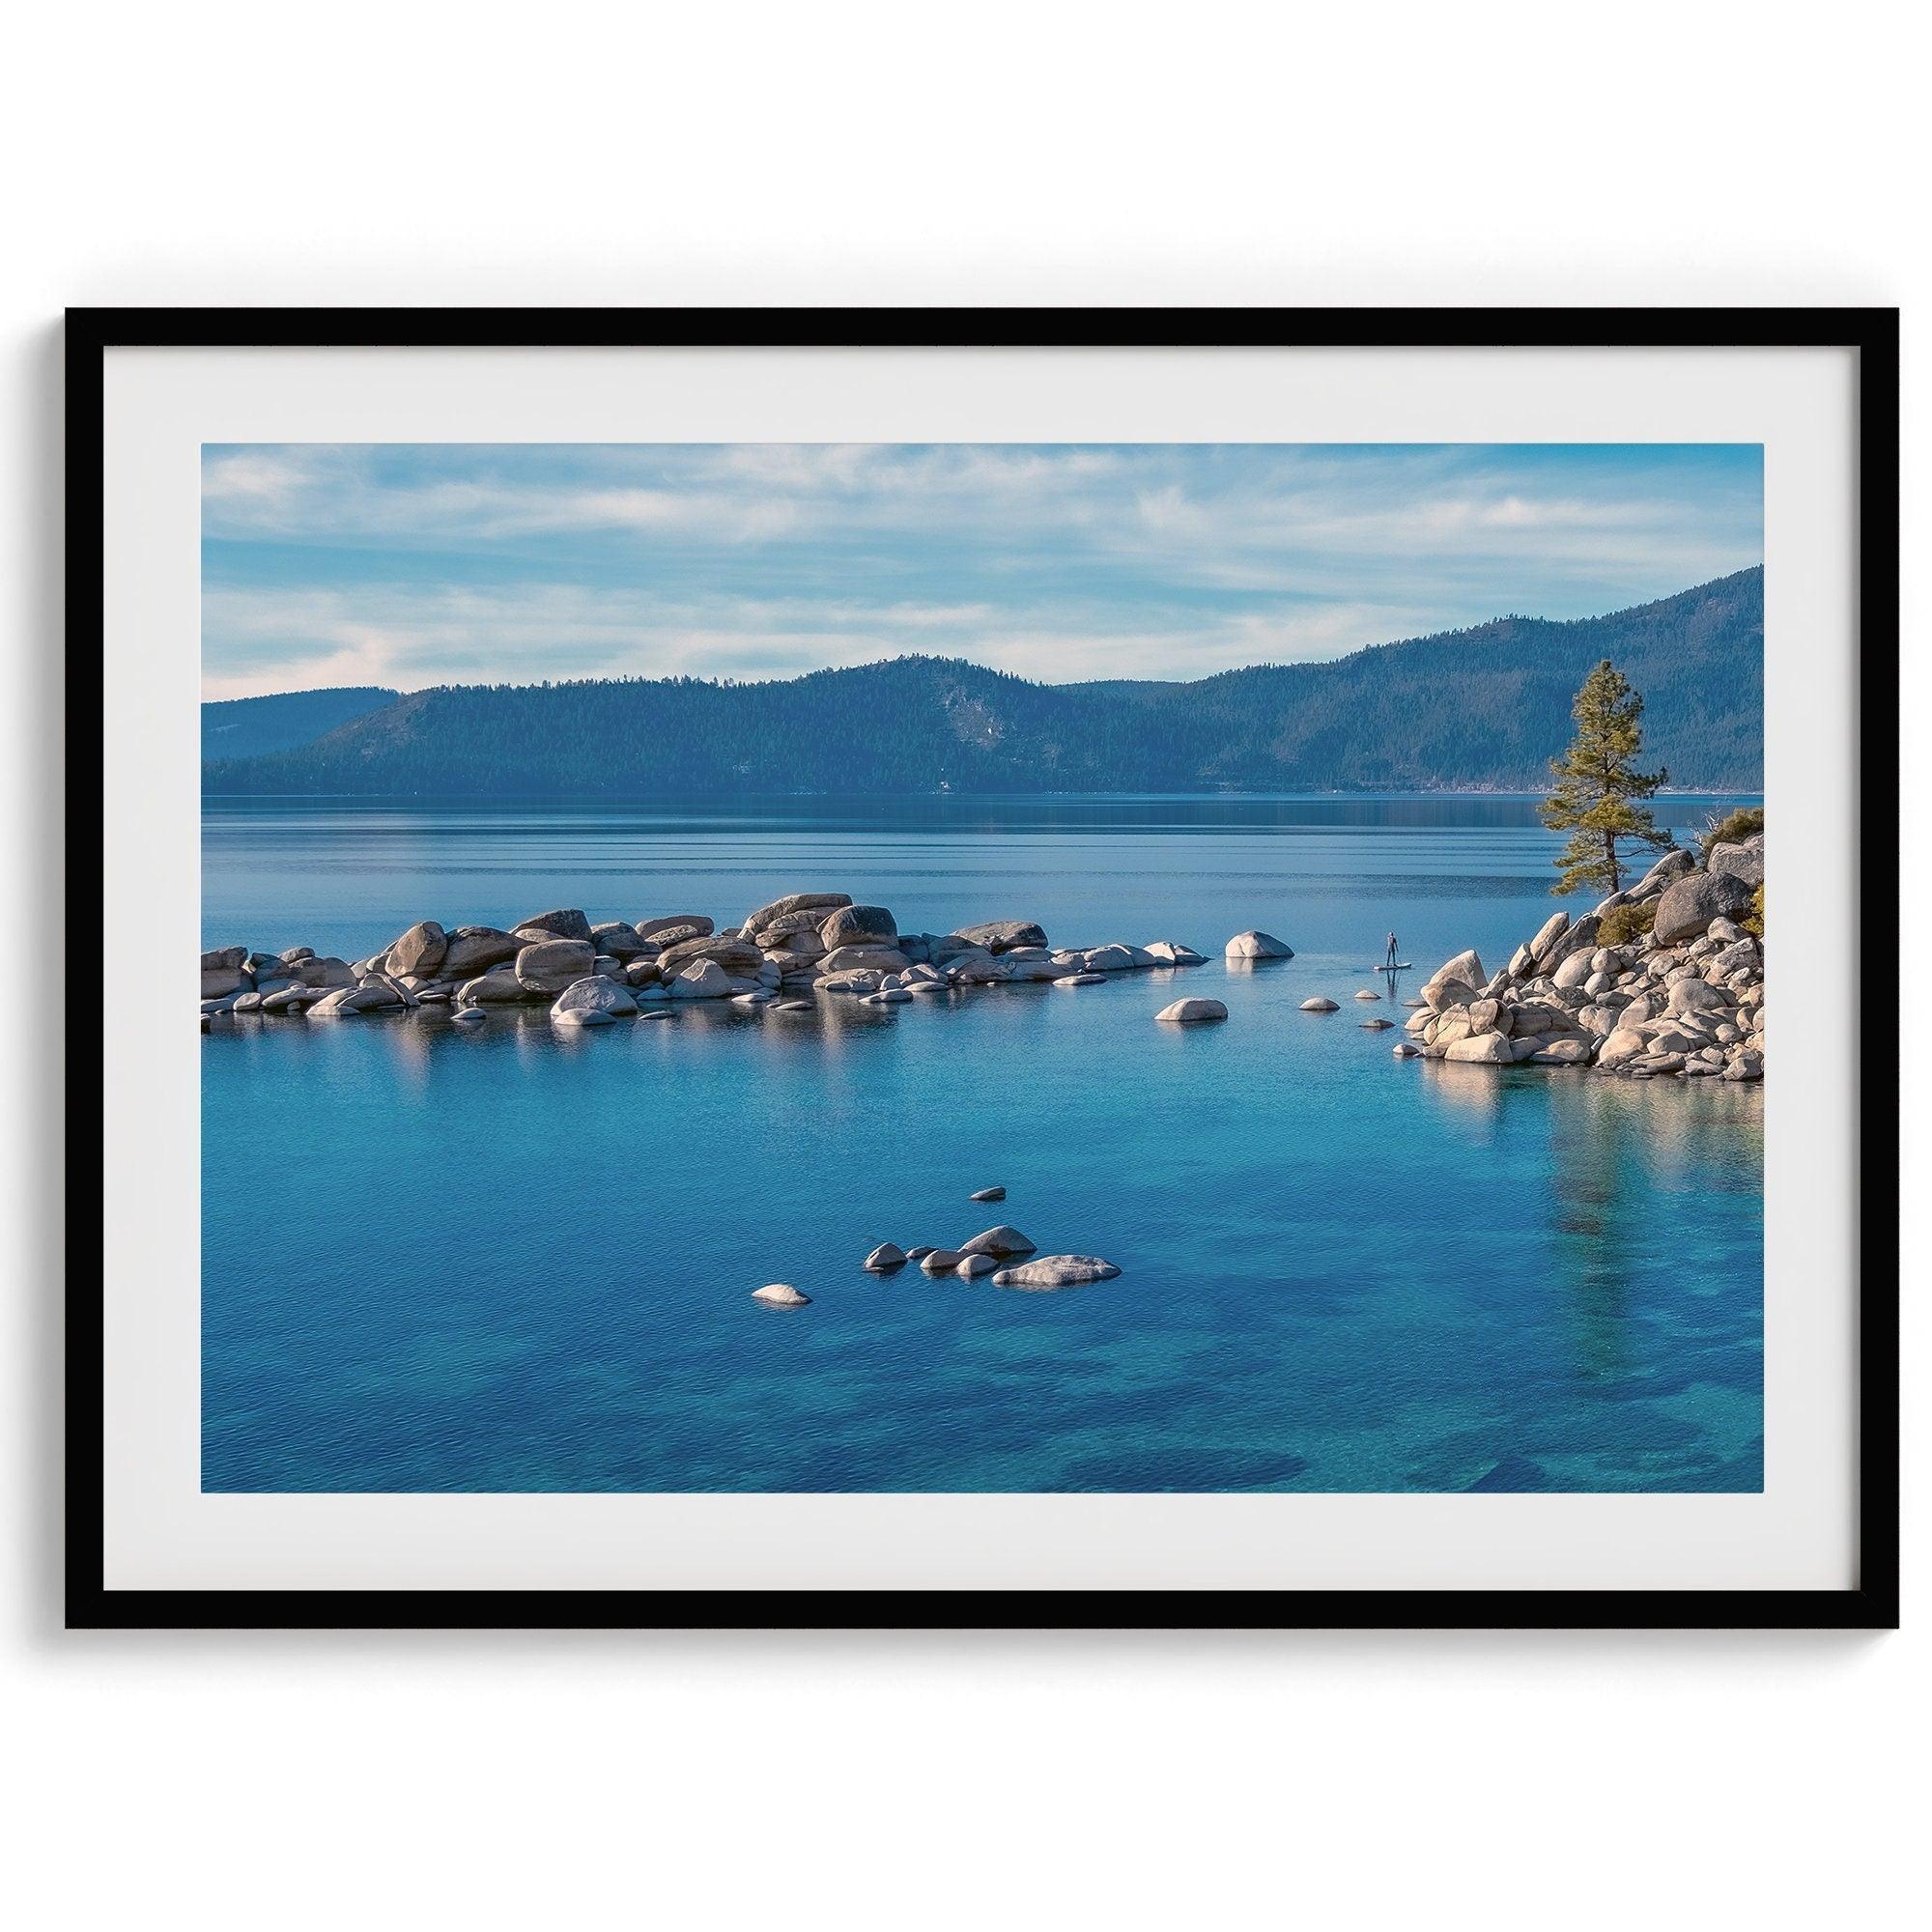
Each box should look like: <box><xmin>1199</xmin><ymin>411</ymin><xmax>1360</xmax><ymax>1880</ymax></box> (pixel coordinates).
<box><xmin>203</xmin><ymin>569</ymin><xmax>1761</xmax><ymax>795</ymax></box>
<box><xmin>202</xmin><ymin>686</ymin><xmax>399</xmax><ymax>764</ymax></box>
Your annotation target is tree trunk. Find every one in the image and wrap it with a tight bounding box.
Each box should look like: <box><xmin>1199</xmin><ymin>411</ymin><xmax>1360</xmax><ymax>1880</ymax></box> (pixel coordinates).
<box><xmin>1603</xmin><ymin>829</ymin><xmax>1620</xmax><ymax>894</ymax></box>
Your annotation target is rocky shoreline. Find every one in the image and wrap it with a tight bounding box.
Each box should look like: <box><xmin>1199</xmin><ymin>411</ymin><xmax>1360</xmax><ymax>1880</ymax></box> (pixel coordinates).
<box><xmin>200</xmin><ymin>892</ymin><xmax>1216</xmax><ymax>1028</ymax></box>
<box><xmin>200</xmin><ymin>843</ymin><xmax>1764</xmax><ymax>1083</ymax></box>
<box><xmin>1397</xmin><ymin>835</ymin><xmax>1766</xmax><ymax>1081</ymax></box>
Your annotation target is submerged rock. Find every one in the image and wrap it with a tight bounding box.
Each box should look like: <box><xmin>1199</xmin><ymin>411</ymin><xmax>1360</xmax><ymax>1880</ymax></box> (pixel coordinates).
<box><xmin>969</xmin><ymin>1186</ymin><xmax>1006</xmax><ymax>1203</ymax></box>
<box><xmin>1144</xmin><ymin>940</ymin><xmax>1206</xmax><ymax>966</ymax></box>
<box><xmin>991</xmin><ymin>1256</ymin><xmax>1122</xmax><ymax>1290</ymax></box>
<box><xmin>954</xmin><ymin>1253</ymin><xmax>1002</xmax><ymax>1278</ymax></box>
<box><xmin>1299</xmin><ymin>997</ymin><xmax>1340</xmax><ymax>1013</ymax></box>
<box><xmin>1466</xmin><ymin>1453</ymin><xmax>1550</xmax><ymax>1493</ymax></box>
<box><xmin>864</xmin><ymin>1243</ymin><xmax>908</xmax><ymax>1272</ymax></box>
<box><xmin>920</xmin><ymin>1248</ymin><xmax>969</xmax><ymax>1274</ymax></box>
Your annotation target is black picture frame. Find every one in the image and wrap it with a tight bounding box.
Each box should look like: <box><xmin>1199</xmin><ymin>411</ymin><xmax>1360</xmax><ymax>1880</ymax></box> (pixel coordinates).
<box><xmin>67</xmin><ymin>306</ymin><xmax>1900</xmax><ymax>1632</ymax></box>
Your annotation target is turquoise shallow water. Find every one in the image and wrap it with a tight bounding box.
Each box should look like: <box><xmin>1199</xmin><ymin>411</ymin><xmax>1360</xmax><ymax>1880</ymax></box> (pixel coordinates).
<box><xmin>201</xmin><ymin>794</ymin><xmax>1763</xmax><ymax>1492</ymax></box>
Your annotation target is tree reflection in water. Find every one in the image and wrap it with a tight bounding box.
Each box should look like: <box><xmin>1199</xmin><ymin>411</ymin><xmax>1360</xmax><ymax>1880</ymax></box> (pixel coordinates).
<box><xmin>1415</xmin><ymin>1060</ymin><xmax>1763</xmax><ymax>1388</ymax></box>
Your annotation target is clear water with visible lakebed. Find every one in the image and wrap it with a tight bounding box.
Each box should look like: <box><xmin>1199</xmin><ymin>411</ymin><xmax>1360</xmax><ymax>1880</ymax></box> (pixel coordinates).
<box><xmin>202</xmin><ymin>794</ymin><xmax>1763</xmax><ymax>1493</ymax></box>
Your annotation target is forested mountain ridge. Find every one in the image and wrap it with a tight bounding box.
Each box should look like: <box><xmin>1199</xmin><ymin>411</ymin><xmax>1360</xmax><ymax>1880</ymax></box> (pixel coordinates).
<box><xmin>203</xmin><ymin>568</ymin><xmax>1762</xmax><ymax>795</ymax></box>
<box><xmin>201</xmin><ymin>686</ymin><xmax>398</xmax><ymax>763</ymax></box>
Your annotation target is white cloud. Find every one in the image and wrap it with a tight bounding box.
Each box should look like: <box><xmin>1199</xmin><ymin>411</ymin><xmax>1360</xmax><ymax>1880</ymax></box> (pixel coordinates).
<box><xmin>201</xmin><ymin>581</ymin><xmax>1446</xmax><ymax>698</ymax></box>
<box><xmin>200</xmin><ymin>450</ymin><xmax>318</xmax><ymax>509</ymax></box>
<box><xmin>200</xmin><ymin>442</ymin><xmax>1148</xmax><ymax>549</ymax></box>
<box><xmin>200</xmin><ymin>442</ymin><xmax>1762</xmax><ymax>694</ymax></box>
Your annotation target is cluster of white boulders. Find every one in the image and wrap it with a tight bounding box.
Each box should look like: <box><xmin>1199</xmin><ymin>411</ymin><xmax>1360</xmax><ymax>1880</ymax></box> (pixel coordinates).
<box><xmin>200</xmin><ymin>893</ymin><xmax>1213</xmax><ymax>1031</ymax></box>
<box><xmin>1150</xmin><ymin>930</ymin><xmax>1293</xmax><ymax>1026</ymax></box>
<box><xmin>751</xmin><ymin>1179</ymin><xmax>1124</xmax><ymax>1307</ymax></box>
<box><xmin>1396</xmin><ymin>837</ymin><xmax>1766</xmax><ymax>1082</ymax></box>
<box><xmin>752</xmin><ymin>1185</ymin><xmax>1124</xmax><ymax>1309</ymax></box>
<box><xmin>861</xmin><ymin>1224</ymin><xmax>1119</xmax><ymax>1291</ymax></box>
<box><xmin>753</xmin><ymin>1222</ymin><xmax>1122</xmax><ymax>1309</ymax></box>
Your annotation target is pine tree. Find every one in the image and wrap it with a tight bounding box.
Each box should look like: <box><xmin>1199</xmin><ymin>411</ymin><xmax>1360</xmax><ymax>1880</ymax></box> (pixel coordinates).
<box><xmin>1539</xmin><ymin>660</ymin><xmax>1672</xmax><ymax>895</ymax></box>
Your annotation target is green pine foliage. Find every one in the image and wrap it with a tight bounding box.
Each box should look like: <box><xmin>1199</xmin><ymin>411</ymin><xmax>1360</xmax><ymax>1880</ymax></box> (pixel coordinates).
<box><xmin>201</xmin><ymin>686</ymin><xmax>397</xmax><ymax>763</ymax></box>
<box><xmin>1597</xmin><ymin>899</ymin><xmax>1658</xmax><ymax>948</ymax></box>
<box><xmin>1539</xmin><ymin>660</ymin><xmax>1674</xmax><ymax>895</ymax></box>
<box><xmin>1699</xmin><ymin>803</ymin><xmax>1765</xmax><ymax>857</ymax></box>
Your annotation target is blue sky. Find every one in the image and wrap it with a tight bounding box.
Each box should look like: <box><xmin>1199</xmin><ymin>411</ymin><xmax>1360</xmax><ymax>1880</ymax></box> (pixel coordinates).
<box><xmin>200</xmin><ymin>442</ymin><xmax>1763</xmax><ymax>699</ymax></box>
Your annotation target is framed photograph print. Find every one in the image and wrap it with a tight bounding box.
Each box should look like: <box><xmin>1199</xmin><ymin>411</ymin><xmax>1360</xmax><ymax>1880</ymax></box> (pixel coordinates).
<box><xmin>71</xmin><ymin>307</ymin><xmax>1898</xmax><ymax>1629</ymax></box>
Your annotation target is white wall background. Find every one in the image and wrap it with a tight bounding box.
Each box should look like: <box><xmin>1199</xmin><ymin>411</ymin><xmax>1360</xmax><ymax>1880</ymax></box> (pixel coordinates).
<box><xmin>2</xmin><ymin>5</ymin><xmax>1918</xmax><ymax>1926</ymax></box>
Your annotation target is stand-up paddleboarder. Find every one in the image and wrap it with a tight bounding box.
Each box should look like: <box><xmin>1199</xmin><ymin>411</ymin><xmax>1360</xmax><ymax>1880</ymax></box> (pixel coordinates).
<box><xmin>1384</xmin><ymin>929</ymin><xmax>1400</xmax><ymax>970</ymax></box>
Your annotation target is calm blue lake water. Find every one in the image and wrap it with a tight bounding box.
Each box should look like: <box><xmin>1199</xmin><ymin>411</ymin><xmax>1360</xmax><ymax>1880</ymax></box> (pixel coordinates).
<box><xmin>202</xmin><ymin>794</ymin><xmax>1763</xmax><ymax>1493</ymax></box>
